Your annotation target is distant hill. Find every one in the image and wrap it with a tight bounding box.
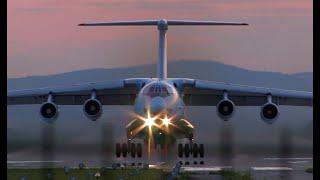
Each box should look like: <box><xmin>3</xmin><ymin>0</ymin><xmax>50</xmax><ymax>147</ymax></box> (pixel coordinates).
<box><xmin>7</xmin><ymin>60</ymin><xmax>312</xmax><ymax>91</ymax></box>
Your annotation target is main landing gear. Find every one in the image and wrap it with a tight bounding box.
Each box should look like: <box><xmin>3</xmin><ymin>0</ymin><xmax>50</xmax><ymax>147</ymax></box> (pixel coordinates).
<box><xmin>178</xmin><ymin>143</ymin><xmax>204</xmax><ymax>158</ymax></box>
<box><xmin>115</xmin><ymin>142</ymin><xmax>143</xmax><ymax>158</ymax></box>
<box><xmin>177</xmin><ymin>143</ymin><xmax>205</xmax><ymax>165</ymax></box>
<box><xmin>177</xmin><ymin>135</ymin><xmax>205</xmax><ymax>165</ymax></box>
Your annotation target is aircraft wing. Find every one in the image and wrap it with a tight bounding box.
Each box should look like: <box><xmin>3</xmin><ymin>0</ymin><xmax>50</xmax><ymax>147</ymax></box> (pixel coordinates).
<box><xmin>177</xmin><ymin>79</ymin><xmax>313</xmax><ymax>106</ymax></box>
<box><xmin>7</xmin><ymin>78</ymin><xmax>152</xmax><ymax>105</ymax></box>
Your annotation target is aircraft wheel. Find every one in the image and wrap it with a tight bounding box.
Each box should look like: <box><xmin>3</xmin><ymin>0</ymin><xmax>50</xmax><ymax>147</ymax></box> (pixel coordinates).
<box><xmin>184</xmin><ymin>144</ymin><xmax>190</xmax><ymax>158</ymax></box>
<box><xmin>193</xmin><ymin>143</ymin><xmax>198</xmax><ymax>158</ymax></box>
<box><xmin>116</xmin><ymin>143</ymin><xmax>121</xmax><ymax>157</ymax></box>
<box><xmin>137</xmin><ymin>143</ymin><xmax>142</xmax><ymax>158</ymax></box>
<box><xmin>122</xmin><ymin>143</ymin><xmax>128</xmax><ymax>157</ymax></box>
<box><xmin>199</xmin><ymin>144</ymin><xmax>204</xmax><ymax>158</ymax></box>
<box><xmin>130</xmin><ymin>143</ymin><xmax>136</xmax><ymax>158</ymax></box>
<box><xmin>178</xmin><ymin>143</ymin><xmax>183</xmax><ymax>158</ymax></box>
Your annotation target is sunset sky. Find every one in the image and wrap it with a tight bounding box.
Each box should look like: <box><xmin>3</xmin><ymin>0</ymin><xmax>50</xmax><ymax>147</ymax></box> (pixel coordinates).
<box><xmin>8</xmin><ymin>0</ymin><xmax>313</xmax><ymax>78</ymax></box>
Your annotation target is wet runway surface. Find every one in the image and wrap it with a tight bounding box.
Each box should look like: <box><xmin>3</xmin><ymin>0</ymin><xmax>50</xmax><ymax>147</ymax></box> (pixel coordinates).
<box><xmin>8</xmin><ymin>151</ymin><xmax>313</xmax><ymax>180</ymax></box>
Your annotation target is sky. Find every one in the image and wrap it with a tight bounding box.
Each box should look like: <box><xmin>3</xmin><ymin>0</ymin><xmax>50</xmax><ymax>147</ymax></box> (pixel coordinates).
<box><xmin>7</xmin><ymin>0</ymin><xmax>313</xmax><ymax>78</ymax></box>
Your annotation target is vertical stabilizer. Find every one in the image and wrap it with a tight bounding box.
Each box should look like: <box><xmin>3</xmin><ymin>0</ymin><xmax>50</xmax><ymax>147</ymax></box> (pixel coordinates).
<box><xmin>79</xmin><ymin>19</ymin><xmax>248</xmax><ymax>79</ymax></box>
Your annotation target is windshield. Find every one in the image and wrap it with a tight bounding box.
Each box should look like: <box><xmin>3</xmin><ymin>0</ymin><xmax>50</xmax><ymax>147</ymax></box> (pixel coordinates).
<box><xmin>140</xmin><ymin>81</ymin><xmax>176</xmax><ymax>98</ymax></box>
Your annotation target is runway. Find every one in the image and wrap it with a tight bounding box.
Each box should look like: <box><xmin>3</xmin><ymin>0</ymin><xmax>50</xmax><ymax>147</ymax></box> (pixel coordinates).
<box><xmin>8</xmin><ymin>152</ymin><xmax>313</xmax><ymax>180</ymax></box>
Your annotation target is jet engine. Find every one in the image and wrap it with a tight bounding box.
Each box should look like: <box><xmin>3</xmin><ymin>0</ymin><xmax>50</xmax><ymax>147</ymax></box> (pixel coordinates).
<box><xmin>217</xmin><ymin>91</ymin><xmax>235</xmax><ymax>120</ymax></box>
<box><xmin>40</xmin><ymin>94</ymin><xmax>59</xmax><ymax>123</ymax></box>
<box><xmin>83</xmin><ymin>90</ymin><xmax>103</xmax><ymax>121</ymax></box>
<box><xmin>260</xmin><ymin>94</ymin><xmax>279</xmax><ymax>124</ymax></box>
<box><xmin>260</xmin><ymin>102</ymin><xmax>279</xmax><ymax>124</ymax></box>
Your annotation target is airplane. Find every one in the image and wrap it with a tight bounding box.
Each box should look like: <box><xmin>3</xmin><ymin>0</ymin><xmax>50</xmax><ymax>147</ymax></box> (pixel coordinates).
<box><xmin>7</xmin><ymin>19</ymin><xmax>313</xmax><ymax>160</ymax></box>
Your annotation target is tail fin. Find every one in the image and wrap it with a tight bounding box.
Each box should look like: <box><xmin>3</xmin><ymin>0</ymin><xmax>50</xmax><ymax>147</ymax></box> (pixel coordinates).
<box><xmin>79</xmin><ymin>19</ymin><xmax>248</xmax><ymax>79</ymax></box>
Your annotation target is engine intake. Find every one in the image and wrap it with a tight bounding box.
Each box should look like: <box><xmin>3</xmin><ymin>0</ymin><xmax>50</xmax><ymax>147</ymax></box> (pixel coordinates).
<box><xmin>40</xmin><ymin>102</ymin><xmax>58</xmax><ymax>122</ymax></box>
<box><xmin>260</xmin><ymin>102</ymin><xmax>279</xmax><ymax>124</ymax></box>
<box><xmin>217</xmin><ymin>92</ymin><xmax>235</xmax><ymax>120</ymax></box>
<box><xmin>260</xmin><ymin>94</ymin><xmax>279</xmax><ymax>124</ymax></box>
<box><xmin>39</xmin><ymin>93</ymin><xmax>58</xmax><ymax>123</ymax></box>
<box><xmin>83</xmin><ymin>98</ymin><xmax>102</xmax><ymax>121</ymax></box>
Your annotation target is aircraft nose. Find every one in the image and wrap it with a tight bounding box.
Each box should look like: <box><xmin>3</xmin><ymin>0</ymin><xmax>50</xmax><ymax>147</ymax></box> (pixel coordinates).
<box><xmin>150</xmin><ymin>97</ymin><xmax>166</xmax><ymax>114</ymax></box>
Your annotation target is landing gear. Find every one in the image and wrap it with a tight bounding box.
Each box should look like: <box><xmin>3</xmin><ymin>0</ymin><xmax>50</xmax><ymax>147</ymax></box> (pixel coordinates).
<box><xmin>192</xmin><ymin>143</ymin><xmax>198</xmax><ymax>158</ymax></box>
<box><xmin>184</xmin><ymin>144</ymin><xmax>190</xmax><ymax>158</ymax></box>
<box><xmin>199</xmin><ymin>144</ymin><xmax>204</xmax><ymax>158</ymax></box>
<box><xmin>178</xmin><ymin>144</ymin><xmax>183</xmax><ymax>158</ymax></box>
<box><xmin>136</xmin><ymin>143</ymin><xmax>142</xmax><ymax>158</ymax></box>
<box><xmin>178</xmin><ymin>143</ymin><xmax>204</xmax><ymax>158</ymax></box>
<box><xmin>178</xmin><ymin>142</ymin><xmax>205</xmax><ymax>165</ymax></box>
<box><xmin>116</xmin><ymin>142</ymin><xmax>142</xmax><ymax>158</ymax></box>
<box><xmin>116</xmin><ymin>143</ymin><xmax>121</xmax><ymax>157</ymax></box>
<box><xmin>130</xmin><ymin>143</ymin><xmax>136</xmax><ymax>158</ymax></box>
<box><xmin>122</xmin><ymin>143</ymin><xmax>128</xmax><ymax>157</ymax></box>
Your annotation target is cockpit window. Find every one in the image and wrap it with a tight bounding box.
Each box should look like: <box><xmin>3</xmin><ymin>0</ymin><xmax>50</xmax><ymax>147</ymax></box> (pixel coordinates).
<box><xmin>140</xmin><ymin>81</ymin><xmax>177</xmax><ymax>98</ymax></box>
<box><xmin>147</xmin><ymin>84</ymin><xmax>170</xmax><ymax>97</ymax></box>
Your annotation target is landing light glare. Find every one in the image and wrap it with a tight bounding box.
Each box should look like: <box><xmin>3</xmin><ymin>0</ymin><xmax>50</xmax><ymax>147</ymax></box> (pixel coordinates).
<box><xmin>161</xmin><ymin>116</ymin><xmax>171</xmax><ymax>127</ymax></box>
<box><xmin>144</xmin><ymin>109</ymin><xmax>157</xmax><ymax>127</ymax></box>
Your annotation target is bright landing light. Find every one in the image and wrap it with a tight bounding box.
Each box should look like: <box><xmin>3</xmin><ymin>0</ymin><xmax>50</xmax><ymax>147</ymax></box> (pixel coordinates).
<box><xmin>144</xmin><ymin>109</ymin><xmax>157</xmax><ymax>127</ymax></box>
<box><xmin>145</xmin><ymin>117</ymin><xmax>155</xmax><ymax>127</ymax></box>
<box><xmin>132</xmin><ymin>109</ymin><xmax>176</xmax><ymax>132</ymax></box>
<box><xmin>162</xmin><ymin>116</ymin><xmax>171</xmax><ymax>127</ymax></box>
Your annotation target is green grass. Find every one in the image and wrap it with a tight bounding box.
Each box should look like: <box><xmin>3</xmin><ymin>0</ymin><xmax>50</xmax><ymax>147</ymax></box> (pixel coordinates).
<box><xmin>174</xmin><ymin>170</ymin><xmax>253</xmax><ymax>180</ymax></box>
<box><xmin>8</xmin><ymin>168</ymin><xmax>169</xmax><ymax>180</ymax></box>
<box><xmin>210</xmin><ymin>170</ymin><xmax>253</xmax><ymax>180</ymax></box>
<box><xmin>8</xmin><ymin>168</ymin><xmax>255</xmax><ymax>180</ymax></box>
<box><xmin>177</xmin><ymin>172</ymin><xmax>196</xmax><ymax>179</ymax></box>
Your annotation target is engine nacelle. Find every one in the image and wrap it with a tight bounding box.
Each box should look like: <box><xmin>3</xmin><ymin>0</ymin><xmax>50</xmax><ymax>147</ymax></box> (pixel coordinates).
<box><xmin>260</xmin><ymin>102</ymin><xmax>279</xmax><ymax>124</ymax></box>
<box><xmin>217</xmin><ymin>99</ymin><xmax>235</xmax><ymax>121</ymax></box>
<box><xmin>40</xmin><ymin>102</ymin><xmax>59</xmax><ymax>123</ymax></box>
<box><xmin>83</xmin><ymin>98</ymin><xmax>103</xmax><ymax>121</ymax></box>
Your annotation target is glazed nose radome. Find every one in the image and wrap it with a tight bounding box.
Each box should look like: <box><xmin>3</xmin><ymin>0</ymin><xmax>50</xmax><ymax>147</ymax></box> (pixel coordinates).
<box><xmin>150</xmin><ymin>97</ymin><xmax>166</xmax><ymax>114</ymax></box>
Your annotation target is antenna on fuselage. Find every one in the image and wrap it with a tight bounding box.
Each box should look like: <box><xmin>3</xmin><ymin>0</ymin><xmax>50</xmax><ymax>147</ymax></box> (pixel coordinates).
<box><xmin>79</xmin><ymin>19</ymin><xmax>248</xmax><ymax>79</ymax></box>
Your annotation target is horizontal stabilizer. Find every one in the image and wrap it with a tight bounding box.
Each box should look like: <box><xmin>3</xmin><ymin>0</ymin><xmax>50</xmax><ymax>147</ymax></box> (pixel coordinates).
<box><xmin>79</xmin><ymin>19</ymin><xmax>248</xmax><ymax>26</ymax></box>
<box><xmin>79</xmin><ymin>20</ymin><xmax>158</xmax><ymax>26</ymax></box>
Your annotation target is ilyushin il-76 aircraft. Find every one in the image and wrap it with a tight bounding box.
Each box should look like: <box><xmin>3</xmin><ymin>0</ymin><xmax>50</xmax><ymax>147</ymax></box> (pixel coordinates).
<box><xmin>8</xmin><ymin>19</ymin><xmax>313</xmax><ymax>160</ymax></box>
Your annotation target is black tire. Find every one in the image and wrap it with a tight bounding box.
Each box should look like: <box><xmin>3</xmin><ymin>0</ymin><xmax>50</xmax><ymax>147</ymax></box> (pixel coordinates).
<box><xmin>137</xmin><ymin>143</ymin><xmax>142</xmax><ymax>158</ymax></box>
<box><xmin>116</xmin><ymin>143</ymin><xmax>121</xmax><ymax>157</ymax></box>
<box><xmin>122</xmin><ymin>143</ymin><xmax>128</xmax><ymax>157</ymax></box>
<box><xmin>178</xmin><ymin>144</ymin><xmax>183</xmax><ymax>158</ymax></box>
<box><xmin>199</xmin><ymin>144</ymin><xmax>204</xmax><ymax>158</ymax></box>
<box><xmin>193</xmin><ymin>143</ymin><xmax>198</xmax><ymax>158</ymax></box>
<box><xmin>184</xmin><ymin>144</ymin><xmax>190</xmax><ymax>158</ymax></box>
<box><xmin>130</xmin><ymin>143</ymin><xmax>136</xmax><ymax>158</ymax></box>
